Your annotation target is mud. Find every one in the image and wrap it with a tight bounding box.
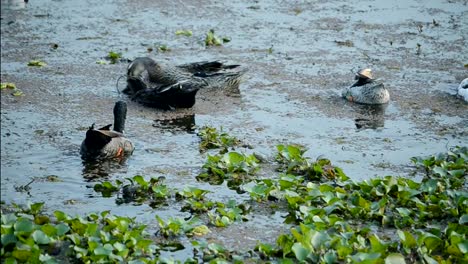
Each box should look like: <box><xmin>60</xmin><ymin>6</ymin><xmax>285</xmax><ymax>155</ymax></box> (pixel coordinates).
<box><xmin>1</xmin><ymin>0</ymin><xmax>467</xmax><ymax>255</ymax></box>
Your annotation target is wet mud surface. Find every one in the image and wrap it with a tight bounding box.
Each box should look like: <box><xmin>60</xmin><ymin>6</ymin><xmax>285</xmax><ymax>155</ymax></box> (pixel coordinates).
<box><xmin>1</xmin><ymin>0</ymin><xmax>467</xmax><ymax>255</ymax></box>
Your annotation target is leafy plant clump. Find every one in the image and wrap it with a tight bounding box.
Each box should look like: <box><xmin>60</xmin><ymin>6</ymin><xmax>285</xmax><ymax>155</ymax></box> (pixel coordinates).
<box><xmin>175</xmin><ymin>29</ymin><xmax>193</xmax><ymax>37</ymax></box>
<box><xmin>1</xmin><ymin>82</ymin><xmax>16</xmax><ymax>90</ymax></box>
<box><xmin>94</xmin><ymin>175</ymin><xmax>169</xmax><ymax>207</ymax></box>
<box><xmin>197</xmin><ymin>151</ymin><xmax>259</xmax><ymax>186</ymax></box>
<box><xmin>197</xmin><ymin>126</ymin><xmax>241</xmax><ymax>152</ymax></box>
<box><xmin>1</xmin><ymin>202</ymin><xmax>159</xmax><ymax>263</ymax></box>
<box><xmin>1</xmin><ymin>82</ymin><xmax>24</xmax><ymax>96</ymax></box>
<box><xmin>276</xmin><ymin>144</ymin><xmax>348</xmax><ymax>181</ymax></box>
<box><xmin>106</xmin><ymin>51</ymin><xmax>122</xmax><ymax>64</ymax></box>
<box><xmin>246</xmin><ymin>146</ymin><xmax>467</xmax><ymax>263</ymax></box>
<box><xmin>27</xmin><ymin>60</ymin><xmax>47</xmax><ymax>67</ymax></box>
<box><xmin>205</xmin><ymin>29</ymin><xmax>230</xmax><ymax>47</ymax></box>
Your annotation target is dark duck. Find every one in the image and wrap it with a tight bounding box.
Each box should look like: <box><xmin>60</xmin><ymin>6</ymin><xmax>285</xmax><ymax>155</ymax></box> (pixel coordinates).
<box><xmin>123</xmin><ymin>57</ymin><xmax>246</xmax><ymax>109</ymax></box>
<box><xmin>80</xmin><ymin>101</ymin><xmax>134</xmax><ymax>160</ymax></box>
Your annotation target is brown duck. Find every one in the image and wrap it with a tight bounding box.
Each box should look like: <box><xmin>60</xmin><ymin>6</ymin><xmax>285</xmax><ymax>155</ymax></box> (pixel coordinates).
<box><xmin>124</xmin><ymin>57</ymin><xmax>246</xmax><ymax>109</ymax></box>
<box><xmin>80</xmin><ymin>101</ymin><xmax>134</xmax><ymax>160</ymax></box>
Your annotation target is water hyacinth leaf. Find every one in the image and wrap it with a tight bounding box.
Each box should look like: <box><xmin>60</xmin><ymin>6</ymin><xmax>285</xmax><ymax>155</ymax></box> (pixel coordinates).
<box><xmin>459</xmin><ymin>214</ymin><xmax>468</xmax><ymax>224</ymax></box>
<box><xmin>369</xmin><ymin>234</ymin><xmax>387</xmax><ymax>253</ymax></box>
<box><xmin>311</xmin><ymin>231</ymin><xmax>329</xmax><ymax>249</ymax></box>
<box><xmin>458</xmin><ymin>242</ymin><xmax>468</xmax><ymax>254</ymax></box>
<box><xmin>14</xmin><ymin>218</ymin><xmax>34</xmax><ymax>233</ymax></box>
<box><xmin>384</xmin><ymin>253</ymin><xmax>406</xmax><ymax>264</ymax></box>
<box><xmin>397</xmin><ymin>230</ymin><xmax>416</xmax><ymax>248</ymax></box>
<box><xmin>448</xmin><ymin>169</ymin><xmax>465</xmax><ymax>178</ymax></box>
<box><xmin>350</xmin><ymin>252</ymin><xmax>381</xmax><ymax>264</ymax></box>
<box><xmin>31</xmin><ymin>230</ymin><xmax>51</xmax><ymax>244</ymax></box>
<box><xmin>56</xmin><ymin>223</ymin><xmax>70</xmax><ymax>236</ymax></box>
<box><xmin>291</xmin><ymin>243</ymin><xmax>310</xmax><ymax>262</ymax></box>
<box><xmin>12</xmin><ymin>249</ymin><xmax>32</xmax><ymax>262</ymax></box>
<box><xmin>94</xmin><ymin>243</ymin><xmax>114</xmax><ymax>256</ymax></box>
<box><xmin>190</xmin><ymin>225</ymin><xmax>210</xmax><ymax>236</ymax></box>
<box><xmin>432</xmin><ymin>166</ymin><xmax>447</xmax><ymax>176</ymax></box>
<box><xmin>1</xmin><ymin>233</ymin><xmax>17</xmax><ymax>246</ymax></box>
<box><xmin>323</xmin><ymin>251</ymin><xmax>337</xmax><ymax>264</ymax></box>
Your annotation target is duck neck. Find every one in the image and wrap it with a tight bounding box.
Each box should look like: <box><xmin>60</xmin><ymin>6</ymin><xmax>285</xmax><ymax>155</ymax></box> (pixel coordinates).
<box><xmin>352</xmin><ymin>77</ymin><xmax>373</xmax><ymax>87</ymax></box>
<box><xmin>113</xmin><ymin>101</ymin><xmax>127</xmax><ymax>133</ymax></box>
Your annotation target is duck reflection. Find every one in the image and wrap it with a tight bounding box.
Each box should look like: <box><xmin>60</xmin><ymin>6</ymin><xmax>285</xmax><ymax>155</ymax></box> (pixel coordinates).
<box><xmin>81</xmin><ymin>157</ymin><xmax>129</xmax><ymax>181</ymax></box>
<box><xmin>350</xmin><ymin>103</ymin><xmax>388</xmax><ymax>130</ymax></box>
<box><xmin>153</xmin><ymin>114</ymin><xmax>196</xmax><ymax>133</ymax></box>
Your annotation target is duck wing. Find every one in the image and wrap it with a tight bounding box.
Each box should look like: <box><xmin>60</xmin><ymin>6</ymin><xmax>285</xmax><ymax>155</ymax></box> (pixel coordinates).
<box><xmin>177</xmin><ymin>61</ymin><xmax>240</xmax><ymax>74</ymax></box>
<box><xmin>131</xmin><ymin>80</ymin><xmax>201</xmax><ymax>109</ymax></box>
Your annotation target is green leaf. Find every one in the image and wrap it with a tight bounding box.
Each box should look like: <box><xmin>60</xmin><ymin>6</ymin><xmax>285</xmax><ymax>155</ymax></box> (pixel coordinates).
<box><xmin>397</xmin><ymin>230</ymin><xmax>416</xmax><ymax>248</ymax></box>
<box><xmin>460</xmin><ymin>214</ymin><xmax>468</xmax><ymax>224</ymax></box>
<box><xmin>291</xmin><ymin>243</ymin><xmax>309</xmax><ymax>261</ymax></box>
<box><xmin>12</xmin><ymin>249</ymin><xmax>32</xmax><ymax>262</ymax></box>
<box><xmin>56</xmin><ymin>223</ymin><xmax>70</xmax><ymax>236</ymax></box>
<box><xmin>32</xmin><ymin>230</ymin><xmax>51</xmax><ymax>244</ymax></box>
<box><xmin>385</xmin><ymin>253</ymin><xmax>406</xmax><ymax>264</ymax></box>
<box><xmin>94</xmin><ymin>243</ymin><xmax>113</xmax><ymax>256</ymax></box>
<box><xmin>458</xmin><ymin>241</ymin><xmax>468</xmax><ymax>254</ymax></box>
<box><xmin>1</xmin><ymin>233</ymin><xmax>17</xmax><ymax>246</ymax></box>
<box><xmin>28</xmin><ymin>60</ymin><xmax>47</xmax><ymax>67</ymax></box>
<box><xmin>14</xmin><ymin>218</ymin><xmax>34</xmax><ymax>233</ymax></box>
<box><xmin>175</xmin><ymin>30</ymin><xmax>193</xmax><ymax>37</ymax></box>
<box><xmin>0</xmin><ymin>82</ymin><xmax>16</xmax><ymax>90</ymax></box>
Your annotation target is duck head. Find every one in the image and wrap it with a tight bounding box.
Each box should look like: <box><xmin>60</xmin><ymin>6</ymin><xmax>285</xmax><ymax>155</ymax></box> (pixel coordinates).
<box><xmin>351</xmin><ymin>68</ymin><xmax>375</xmax><ymax>87</ymax></box>
<box><xmin>113</xmin><ymin>100</ymin><xmax>127</xmax><ymax>133</ymax></box>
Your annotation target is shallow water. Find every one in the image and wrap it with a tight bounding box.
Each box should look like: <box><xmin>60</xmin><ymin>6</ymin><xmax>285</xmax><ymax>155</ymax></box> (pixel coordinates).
<box><xmin>1</xmin><ymin>0</ymin><xmax>467</xmax><ymax>254</ymax></box>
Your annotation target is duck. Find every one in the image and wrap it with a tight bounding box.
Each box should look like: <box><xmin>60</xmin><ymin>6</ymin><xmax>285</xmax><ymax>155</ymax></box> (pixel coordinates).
<box><xmin>80</xmin><ymin>101</ymin><xmax>134</xmax><ymax>160</ymax></box>
<box><xmin>457</xmin><ymin>78</ymin><xmax>468</xmax><ymax>102</ymax></box>
<box><xmin>342</xmin><ymin>69</ymin><xmax>390</xmax><ymax>104</ymax></box>
<box><xmin>123</xmin><ymin>57</ymin><xmax>246</xmax><ymax>109</ymax></box>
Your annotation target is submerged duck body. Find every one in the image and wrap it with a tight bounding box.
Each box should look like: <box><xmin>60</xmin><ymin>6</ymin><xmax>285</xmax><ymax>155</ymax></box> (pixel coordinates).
<box><xmin>457</xmin><ymin>78</ymin><xmax>468</xmax><ymax>102</ymax></box>
<box><xmin>124</xmin><ymin>57</ymin><xmax>245</xmax><ymax>109</ymax></box>
<box><xmin>342</xmin><ymin>69</ymin><xmax>390</xmax><ymax>105</ymax></box>
<box><xmin>80</xmin><ymin>101</ymin><xmax>134</xmax><ymax>160</ymax></box>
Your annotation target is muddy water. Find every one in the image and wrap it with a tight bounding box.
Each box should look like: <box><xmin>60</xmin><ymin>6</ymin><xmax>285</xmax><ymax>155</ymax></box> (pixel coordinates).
<box><xmin>1</xmin><ymin>0</ymin><xmax>467</xmax><ymax>255</ymax></box>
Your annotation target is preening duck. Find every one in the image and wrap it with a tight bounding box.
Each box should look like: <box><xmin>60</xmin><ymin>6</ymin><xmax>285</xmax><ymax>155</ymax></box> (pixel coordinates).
<box><xmin>80</xmin><ymin>101</ymin><xmax>134</xmax><ymax>160</ymax></box>
<box><xmin>124</xmin><ymin>57</ymin><xmax>246</xmax><ymax>109</ymax></box>
<box><xmin>342</xmin><ymin>69</ymin><xmax>390</xmax><ymax>104</ymax></box>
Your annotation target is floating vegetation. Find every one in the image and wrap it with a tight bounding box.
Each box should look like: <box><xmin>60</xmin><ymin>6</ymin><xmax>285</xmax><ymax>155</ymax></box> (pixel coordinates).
<box><xmin>27</xmin><ymin>60</ymin><xmax>47</xmax><ymax>67</ymax></box>
<box><xmin>2</xmin><ymin>82</ymin><xmax>25</xmax><ymax>96</ymax></box>
<box><xmin>1</xmin><ymin>82</ymin><xmax>16</xmax><ymax>90</ymax></box>
<box><xmin>2</xmin><ymin>139</ymin><xmax>467</xmax><ymax>263</ymax></box>
<box><xmin>106</xmin><ymin>51</ymin><xmax>122</xmax><ymax>64</ymax></box>
<box><xmin>157</xmin><ymin>45</ymin><xmax>171</xmax><ymax>52</ymax></box>
<box><xmin>175</xmin><ymin>29</ymin><xmax>193</xmax><ymax>37</ymax></box>
<box><xmin>205</xmin><ymin>29</ymin><xmax>230</xmax><ymax>47</ymax></box>
<box><xmin>197</xmin><ymin>126</ymin><xmax>241</xmax><ymax>153</ymax></box>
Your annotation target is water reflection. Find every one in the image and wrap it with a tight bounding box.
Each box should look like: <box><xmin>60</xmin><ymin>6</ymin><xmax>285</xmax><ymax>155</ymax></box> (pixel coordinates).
<box><xmin>350</xmin><ymin>103</ymin><xmax>388</xmax><ymax>130</ymax></box>
<box><xmin>81</xmin><ymin>157</ymin><xmax>129</xmax><ymax>181</ymax></box>
<box><xmin>153</xmin><ymin>114</ymin><xmax>196</xmax><ymax>133</ymax></box>
<box><xmin>1</xmin><ymin>0</ymin><xmax>28</xmax><ymax>10</ymax></box>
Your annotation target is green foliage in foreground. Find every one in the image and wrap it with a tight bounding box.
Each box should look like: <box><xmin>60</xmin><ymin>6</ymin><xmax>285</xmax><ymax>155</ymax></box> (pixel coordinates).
<box><xmin>1</xmin><ymin>142</ymin><xmax>467</xmax><ymax>263</ymax></box>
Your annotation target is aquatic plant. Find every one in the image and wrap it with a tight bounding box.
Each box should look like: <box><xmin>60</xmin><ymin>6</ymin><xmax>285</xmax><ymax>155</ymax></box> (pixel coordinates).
<box><xmin>2</xmin><ymin>145</ymin><xmax>466</xmax><ymax>263</ymax></box>
<box><xmin>205</xmin><ymin>29</ymin><xmax>230</xmax><ymax>47</ymax></box>
<box><xmin>197</xmin><ymin>126</ymin><xmax>241</xmax><ymax>153</ymax></box>
<box><xmin>107</xmin><ymin>51</ymin><xmax>122</xmax><ymax>64</ymax></box>
<box><xmin>175</xmin><ymin>30</ymin><xmax>193</xmax><ymax>37</ymax></box>
<box><xmin>1</xmin><ymin>202</ymin><xmax>159</xmax><ymax>263</ymax></box>
<box><xmin>27</xmin><ymin>60</ymin><xmax>47</xmax><ymax>67</ymax></box>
